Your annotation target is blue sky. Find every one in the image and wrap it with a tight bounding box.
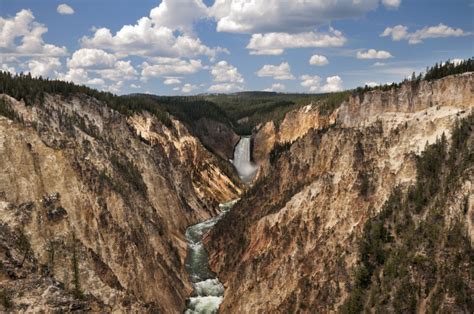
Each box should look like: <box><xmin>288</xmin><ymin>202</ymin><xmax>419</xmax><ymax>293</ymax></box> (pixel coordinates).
<box><xmin>0</xmin><ymin>0</ymin><xmax>473</xmax><ymax>95</ymax></box>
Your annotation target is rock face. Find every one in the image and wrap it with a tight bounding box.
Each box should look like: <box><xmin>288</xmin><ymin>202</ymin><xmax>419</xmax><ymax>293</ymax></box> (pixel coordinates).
<box><xmin>193</xmin><ymin>117</ymin><xmax>240</xmax><ymax>160</ymax></box>
<box><xmin>0</xmin><ymin>93</ymin><xmax>241</xmax><ymax>312</ymax></box>
<box><xmin>207</xmin><ymin>73</ymin><xmax>473</xmax><ymax>312</ymax></box>
<box><xmin>252</xmin><ymin>103</ymin><xmax>338</xmax><ymax>164</ymax></box>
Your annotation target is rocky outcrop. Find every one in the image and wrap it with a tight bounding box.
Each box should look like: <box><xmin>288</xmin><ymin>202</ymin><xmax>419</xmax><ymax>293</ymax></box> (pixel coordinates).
<box><xmin>252</xmin><ymin>72</ymin><xmax>472</xmax><ymax>164</ymax></box>
<box><xmin>207</xmin><ymin>73</ymin><xmax>473</xmax><ymax>312</ymax></box>
<box><xmin>252</xmin><ymin>121</ymin><xmax>276</xmax><ymax>164</ymax></box>
<box><xmin>193</xmin><ymin>117</ymin><xmax>240</xmax><ymax>160</ymax></box>
<box><xmin>0</xmin><ymin>93</ymin><xmax>241</xmax><ymax>312</ymax></box>
<box><xmin>252</xmin><ymin>103</ymin><xmax>338</xmax><ymax>164</ymax></box>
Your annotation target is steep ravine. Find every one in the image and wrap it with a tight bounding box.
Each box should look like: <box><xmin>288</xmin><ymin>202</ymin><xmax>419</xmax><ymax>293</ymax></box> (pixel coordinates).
<box><xmin>0</xmin><ymin>73</ymin><xmax>471</xmax><ymax>313</ymax></box>
<box><xmin>206</xmin><ymin>73</ymin><xmax>473</xmax><ymax>312</ymax></box>
<box><xmin>184</xmin><ymin>135</ymin><xmax>256</xmax><ymax>313</ymax></box>
<box><xmin>0</xmin><ymin>93</ymin><xmax>242</xmax><ymax>312</ymax></box>
<box><xmin>184</xmin><ymin>200</ymin><xmax>237</xmax><ymax>313</ymax></box>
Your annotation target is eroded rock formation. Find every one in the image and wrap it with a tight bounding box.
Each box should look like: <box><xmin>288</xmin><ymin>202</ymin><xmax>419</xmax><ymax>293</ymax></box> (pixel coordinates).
<box><xmin>207</xmin><ymin>73</ymin><xmax>473</xmax><ymax>312</ymax></box>
<box><xmin>0</xmin><ymin>93</ymin><xmax>241</xmax><ymax>312</ymax></box>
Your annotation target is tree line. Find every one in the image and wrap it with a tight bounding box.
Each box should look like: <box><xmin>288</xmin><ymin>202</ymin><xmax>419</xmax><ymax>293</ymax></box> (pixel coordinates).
<box><xmin>354</xmin><ymin>57</ymin><xmax>474</xmax><ymax>95</ymax></box>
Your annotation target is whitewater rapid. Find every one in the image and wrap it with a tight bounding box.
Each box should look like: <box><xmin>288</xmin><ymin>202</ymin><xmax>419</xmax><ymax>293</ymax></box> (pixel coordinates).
<box><xmin>184</xmin><ymin>200</ymin><xmax>238</xmax><ymax>314</ymax></box>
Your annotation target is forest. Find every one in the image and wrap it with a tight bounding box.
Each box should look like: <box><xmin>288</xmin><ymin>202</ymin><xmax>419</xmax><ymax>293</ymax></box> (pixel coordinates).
<box><xmin>0</xmin><ymin>58</ymin><xmax>472</xmax><ymax>135</ymax></box>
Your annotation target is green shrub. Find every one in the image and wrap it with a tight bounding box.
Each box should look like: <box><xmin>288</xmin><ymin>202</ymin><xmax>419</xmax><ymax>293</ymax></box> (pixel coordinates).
<box><xmin>71</xmin><ymin>233</ymin><xmax>83</xmax><ymax>299</ymax></box>
<box><xmin>0</xmin><ymin>98</ymin><xmax>16</xmax><ymax>120</ymax></box>
<box><xmin>110</xmin><ymin>155</ymin><xmax>148</xmax><ymax>196</ymax></box>
<box><xmin>0</xmin><ymin>289</ymin><xmax>12</xmax><ymax>309</ymax></box>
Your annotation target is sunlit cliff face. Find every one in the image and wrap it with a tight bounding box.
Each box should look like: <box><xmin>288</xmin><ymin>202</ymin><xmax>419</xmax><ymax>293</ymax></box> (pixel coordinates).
<box><xmin>206</xmin><ymin>73</ymin><xmax>473</xmax><ymax>313</ymax></box>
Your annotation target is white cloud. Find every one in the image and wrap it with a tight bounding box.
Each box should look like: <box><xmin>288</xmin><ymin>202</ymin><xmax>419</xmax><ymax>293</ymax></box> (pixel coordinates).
<box><xmin>263</xmin><ymin>83</ymin><xmax>286</xmax><ymax>92</ymax></box>
<box><xmin>62</xmin><ymin>47</ymin><xmax>137</xmax><ymax>90</ymax></box>
<box><xmin>300</xmin><ymin>74</ymin><xmax>343</xmax><ymax>92</ymax></box>
<box><xmin>365</xmin><ymin>81</ymin><xmax>379</xmax><ymax>87</ymax></box>
<box><xmin>0</xmin><ymin>9</ymin><xmax>67</xmax><ymax>56</ymax></box>
<box><xmin>309</xmin><ymin>54</ymin><xmax>329</xmax><ymax>66</ymax></box>
<box><xmin>208</xmin><ymin>61</ymin><xmax>244</xmax><ymax>92</ymax></box>
<box><xmin>321</xmin><ymin>75</ymin><xmax>343</xmax><ymax>92</ymax></box>
<box><xmin>357</xmin><ymin>49</ymin><xmax>393</xmax><ymax>59</ymax></box>
<box><xmin>27</xmin><ymin>57</ymin><xmax>61</xmax><ymax>78</ymax></box>
<box><xmin>163</xmin><ymin>77</ymin><xmax>181</xmax><ymax>85</ymax></box>
<box><xmin>256</xmin><ymin>62</ymin><xmax>295</xmax><ymax>80</ymax></box>
<box><xmin>300</xmin><ymin>74</ymin><xmax>321</xmax><ymax>92</ymax></box>
<box><xmin>57</xmin><ymin>4</ymin><xmax>74</xmax><ymax>15</ymax></box>
<box><xmin>58</xmin><ymin>68</ymin><xmax>104</xmax><ymax>86</ymax></box>
<box><xmin>141</xmin><ymin>58</ymin><xmax>204</xmax><ymax>80</ymax></box>
<box><xmin>67</xmin><ymin>48</ymin><xmax>117</xmax><ymax>68</ymax></box>
<box><xmin>440</xmin><ymin>58</ymin><xmax>466</xmax><ymax>67</ymax></box>
<box><xmin>373</xmin><ymin>62</ymin><xmax>386</xmax><ymax>67</ymax></box>
<box><xmin>209</xmin><ymin>0</ymin><xmax>378</xmax><ymax>33</ymax></box>
<box><xmin>182</xmin><ymin>83</ymin><xmax>198</xmax><ymax>93</ymax></box>
<box><xmin>381</xmin><ymin>23</ymin><xmax>468</xmax><ymax>44</ymax></box>
<box><xmin>208</xmin><ymin>82</ymin><xmax>244</xmax><ymax>93</ymax></box>
<box><xmin>105</xmin><ymin>81</ymin><xmax>124</xmax><ymax>94</ymax></box>
<box><xmin>376</xmin><ymin>66</ymin><xmax>417</xmax><ymax>77</ymax></box>
<box><xmin>130</xmin><ymin>83</ymin><xmax>141</xmax><ymax>89</ymax></box>
<box><xmin>247</xmin><ymin>28</ymin><xmax>346</xmax><ymax>55</ymax></box>
<box><xmin>449</xmin><ymin>58</ymin><xmax>465</xmax><ymax>66</ymax></box>
<box><xmin>381</xmin><ymin>25</ymin><xmax>408</xmax><ymax>41</ymax></box>
<box><xmin>81</xmin><ymin>15</ymin><xmax>226</xmax><ymax>59</ymax></box>
<box><xmin>149</xmin><ymin>0</ymin><xmax>207</xmax><ymax>34</ymax></box>
<box><xmin>87</xmin><ymin>78</ymin><xmax>106</xmax><ymax>85</ymax></box>
<box><xmin>210</xmin><ymin>61</ymin><xmax>244</xmax><ymax>83</ymax></box>
<box><xmin>382</xmin><ymin>0</ymin><xmax>401</xmax><ymax>9</ymax></box>
<box><xmin>1</xmin><ymin>64</ymin><xmax>16</xmax><ymax>74</ymax></box>
<box><xmin>249</xmin><ymin>49</ymin><xmax>284</xmax><ymax>56</ymax></box>
<box><xmin>97</xmin><ymin>60</ymin><xmax>138</xmax><ymax>81</ymax></box>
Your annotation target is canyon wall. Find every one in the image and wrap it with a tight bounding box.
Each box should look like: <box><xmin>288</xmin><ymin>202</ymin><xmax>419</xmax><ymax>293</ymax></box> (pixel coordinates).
<box><xmin>207</xmin><ymin>73</ymin><xmax>473</xmax><ymax>312</ymax></box>
<box><xmin>252</xmin><ymin>104</ymin><xmax>338</xmax><ymax>164</ymax></box>
<box><xmin>193</xmin><ymin>117</ymin><xmax>240</xmax><ymax>160</ymax></box>
<box><xmin>0</xmin><ymin>93</ymin><xmax>241</xmax><ymax>312</ymax></box>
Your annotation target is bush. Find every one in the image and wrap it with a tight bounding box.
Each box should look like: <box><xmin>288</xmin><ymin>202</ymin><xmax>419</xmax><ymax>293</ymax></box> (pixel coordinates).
<box><xmin>17</xmin><ymin>230</ymin><xmax>31</xmax><ymax>267</ymax></box>
<box><xmin>0</xmin><ymin>289</ymin><xmax>12</xmax><ymax>309</ymax></box>
<box><xmin>0</xmin><ymin>98</ymin><xmax>16</xmax><ymax>120</ymax></box>
<box><xmin>269</xmin><ymin>141</ymin><xmax>292</xmax><ymax>165</ymax></box>
<box><xmin>110</xmin><ymin>155</ymin><xmax>148</xmax><ymax>196</ymax></box>
<box><xmin>71</xmin><ymin>233</ymin><xmax>83</xmax><ymax>299</ymax></box>
<box><xmin>359</xmin><ymin>171</ymin><xmax>371</xmax><ymax>197</ymax></box>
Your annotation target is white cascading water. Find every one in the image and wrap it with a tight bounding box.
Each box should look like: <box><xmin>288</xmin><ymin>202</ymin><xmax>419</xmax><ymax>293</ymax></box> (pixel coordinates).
<box><xmin>184</xmin><ymin>137</ymin><xmax>255</xmax><ymax>313</ymax></box>
<box><xmin>184</xmin><ymin>200</ymin><xmax>238</xmax><ymax>314</ymax></box>
<box><xmin>232</xmin><ymin>136</ymin><xmax>257</xmax><ymax>183</ymax></box>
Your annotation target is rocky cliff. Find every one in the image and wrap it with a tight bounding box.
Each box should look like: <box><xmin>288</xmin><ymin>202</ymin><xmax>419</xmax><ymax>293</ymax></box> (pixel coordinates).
<box><xmin>252</xmin><ymin>104</ymin><xmax>338</xmax><ymax>164</ymax></box>
<box><xmin>207</xmin><ymin>73</ymin><xmax>473</xmax><ymax>312</ymax></box>
<box><xmin>0</xmin><ymin>93</ymin><xmax>241</xmax><ymax>312</ymax></box>
<box><xmin>193</xmin><ymin>117</ymin><xmax>240</xmax><ymax>160</ymax></box>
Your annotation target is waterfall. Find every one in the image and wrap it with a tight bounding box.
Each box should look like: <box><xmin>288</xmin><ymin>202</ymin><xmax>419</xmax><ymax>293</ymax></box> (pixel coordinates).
<box><xmin>233</xmin><ymin>137</ymin><xmax>257</xmax><ymax>183</ymax></box>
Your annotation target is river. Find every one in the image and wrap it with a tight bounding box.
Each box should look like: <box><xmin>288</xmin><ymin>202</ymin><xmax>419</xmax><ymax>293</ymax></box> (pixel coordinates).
<box><xmin>184</xmin><ymin>200</ymin><xmax>238</xmax><ymax>313</ymax></box>
<box><xmin>184</xmin><ymin>136</ymin><xmax>255</xmax><ymax>313</ymax></box>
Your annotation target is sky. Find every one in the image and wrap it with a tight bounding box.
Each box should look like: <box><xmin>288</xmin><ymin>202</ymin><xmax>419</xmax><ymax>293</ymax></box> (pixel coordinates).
<box><xmin>0</xmin><ymin>0</ymin><xmax>473</xmax><ymax>95</ymax></box>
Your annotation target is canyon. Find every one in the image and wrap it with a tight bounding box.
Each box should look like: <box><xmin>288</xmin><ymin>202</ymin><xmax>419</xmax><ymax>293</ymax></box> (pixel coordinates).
<box><xmin>207</xmin><ymin>73</ymin><xmax>473</xmax><ymax>312</ymax></box>
<box><xmin>0</xmin><ymin>92</ymin><xmax>241</xmax><ymax>312</ymax></box>
<box><xmin>0</xmin><ymin>71</ymin><xmax>472</xmax><ymax>313</ymax></box>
